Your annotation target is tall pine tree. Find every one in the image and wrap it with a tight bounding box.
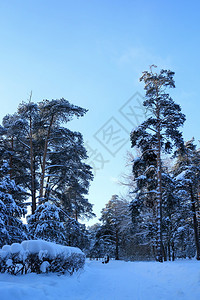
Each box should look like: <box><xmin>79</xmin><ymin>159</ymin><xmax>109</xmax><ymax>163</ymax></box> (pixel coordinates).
<box><xmin>130</xmin><ymin>66</ymin><xmax>185</xmax><ymax>262</ymax></box>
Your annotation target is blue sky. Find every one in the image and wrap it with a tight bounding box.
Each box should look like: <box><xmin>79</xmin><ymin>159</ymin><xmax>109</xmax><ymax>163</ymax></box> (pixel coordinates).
<box><xmin>0</xmin><ymin>0</ymin><xmax>200</xmax><ymax>224</ymax></box>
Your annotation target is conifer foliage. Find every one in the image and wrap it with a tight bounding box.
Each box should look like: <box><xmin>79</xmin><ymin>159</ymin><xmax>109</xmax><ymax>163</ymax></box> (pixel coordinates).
<box><xmin>130</xmin><ymin>66</ymin><xmax>185</xmax><ymax>262</ymax></box>
<box><xmin>173</xmin><ymin>139</ymin><xmax>200</xmax><ymax>260</ymax></box>
<box><xmin>0</xmin><ymin>161</ymin><xmax>28</xmax><ymax>247</ymax></box>
<box><xmin>88</xmin><ymin>195</ymin><xmax>131</xmax><ymax>260</ymax></box>
<box><xmin>0</xmin><ymin>97</ymin><xmax>94</xmax><ymax>248</ymax></box>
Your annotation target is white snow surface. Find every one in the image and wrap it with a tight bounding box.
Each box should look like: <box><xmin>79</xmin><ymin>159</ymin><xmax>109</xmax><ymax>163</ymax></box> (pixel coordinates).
<box><xmin>0</xmin><ymin>259</ymin><xmax>199</xmax><ymax>300</ymax></box>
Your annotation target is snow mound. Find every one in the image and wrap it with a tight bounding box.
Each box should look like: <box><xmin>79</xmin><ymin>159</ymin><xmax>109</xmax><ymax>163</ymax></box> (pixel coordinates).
<box><xmin>21</xmin><ymin>240</ymin><xmax>82</xmax><ymax>258</ymax></box>
<box><xmin>0</xmin><ymin>240</ymin><xmax>85</xmax><ymax>275</ymax></box>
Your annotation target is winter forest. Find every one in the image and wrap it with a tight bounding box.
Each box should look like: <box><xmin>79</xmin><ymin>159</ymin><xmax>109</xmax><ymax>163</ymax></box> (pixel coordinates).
<box><xmin>0</xmin><ymin>65</ymin><xmax>200</xmax><ymax>272</ymax></box>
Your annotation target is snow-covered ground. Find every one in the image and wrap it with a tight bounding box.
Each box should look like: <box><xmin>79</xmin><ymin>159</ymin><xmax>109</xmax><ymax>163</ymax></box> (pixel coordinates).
<box><xmin>0</xmin><ymin>259</ymin><xmax>199</xmax><ymax>300</ymax></box>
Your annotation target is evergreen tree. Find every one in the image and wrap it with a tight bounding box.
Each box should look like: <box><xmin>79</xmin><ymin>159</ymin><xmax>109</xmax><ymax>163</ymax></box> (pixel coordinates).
<box><xmin>17</xmin><ymin>100</ymin><xmax>40</xmax><ymax>213</ymax></box>
<box><xmin>0</xmin><ymin>97</ymin><xmax>95</xmax><ymax>248</ymax></box>
<box><xmin>161</xmin><ymin>168</ymin><xmax>181</xmax><ymax>260</ymax></box>
<box><xmin>1</xmin><ymin>98</ymin><xmax>94</xmax><ymax>220</ymax></box>
<box><xmin>173</xmin><ymin>138</ymin><xmax>200</xmax><ymax>260</ymax></box>
<box><xmin>42</xmin><ymin>127</ymin><xmax>94</xmax><ymax>221</ymax></box>
<box><xmin>130</xmin><ymin>66</ymin><xmax>185</xmax><ymax>262</ymax></box>
<box><xmin>0</xmin><ymin>161</ymin><xmax>28</xmax><ymax>247</ymax></box>
<box><xmin>64</xmin><ymin>218</ymin><xmax>89</xmax><ymax>250</ymax></box>
<box><xmin>37</xmin><ymin>98</ymin><xmax>87</xmax><ymax>202</ymax></box>
<box><xmin>27</xmin><ymin>201</ymin><xmax>66</xmax><ymax>244</ymax></box>
<box><xmin>130</xmin><ymin>150</ymin><xmax>158</xmax><ymax>258</ymax></box>
<box><xmin>87</xmin><ymin>223</ymin><xmax>105</xmax><ymax>258</ymax></box>
<box><xmin>100</xmin><ymin>195</ymin><xmax>130</xmax><ymax>260</ymax></box>
<box><xmin>0</xmin><ymin>115</ymin><xmax>29</xmax><ymax>208</ymax></box>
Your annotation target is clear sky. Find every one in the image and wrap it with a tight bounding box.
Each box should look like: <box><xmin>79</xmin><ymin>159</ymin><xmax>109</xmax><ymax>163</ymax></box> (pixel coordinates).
<box><xmin>0</xmin><ymin>0</ymin><xmax>200</xmax><ymax>225</ymax></box>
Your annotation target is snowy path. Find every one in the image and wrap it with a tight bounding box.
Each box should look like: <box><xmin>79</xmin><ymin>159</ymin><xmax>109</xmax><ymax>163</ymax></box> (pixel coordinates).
<box><xmin>0</xmin><ymin>260</ymin><xmax>200</xmax><ymax>300</ymax></box>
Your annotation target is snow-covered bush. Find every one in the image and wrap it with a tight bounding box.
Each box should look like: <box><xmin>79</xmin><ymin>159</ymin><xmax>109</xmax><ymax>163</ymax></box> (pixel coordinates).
<box><xmin>0</xmin><ymin>240</ymin><xmax>85</xmax><ymax>275</ymax></box>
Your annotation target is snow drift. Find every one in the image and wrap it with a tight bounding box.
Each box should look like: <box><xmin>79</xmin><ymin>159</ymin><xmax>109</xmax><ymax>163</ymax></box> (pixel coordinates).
<box><xmin>0</xmin><ymin>240</ymin><xmax>85</xmax><ymax>275</ymax></box>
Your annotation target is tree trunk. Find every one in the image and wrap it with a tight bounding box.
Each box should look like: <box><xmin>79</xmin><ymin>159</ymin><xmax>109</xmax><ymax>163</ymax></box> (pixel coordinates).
<box><xmin>168</xmin><ymin>242</ymin><xmax>171</xmax><ymax>261</ymax></box>
<box><xmin>190</xmin><ymin>186</ymin><xmax>200</xmax><ymax>260</ymax></box>
<box><xmin>29</xmin><ymin>114</ymin><xmax>36</xmax><ymax>214</ymax></box>
<box><xmin>39</xmin><ymin>115</ymin><xmax>54</xmax><ymax>200</ymax></box>
<box><xmin>115</xmin><ymin>229</ymin><xmax>119</xmax><ymax>260</ymax></box>
<box><xmin>197</xmin><ymin>190</ymin><xmax>200</xmax><ymax>252</ymax></box>
<box><xmin>156</xmin><ymin>87</ymin><xmax>163</xmax><ymax>263</ymax></box>
<box><xmin>44</xmin><ymin>175</ymin><xmax>51</xmax><ymax>201</ymax></box>
<box><xmin>9</xmin><ymin>137</ymin><xmax>14</xmax><ymax>180</ymax></box>
<box><xmin>172</xmin><ymin>241</ymin><xmax>175</xmax><ymax>261</ymax></box>
<box><xmin>163</xmin><ymin>244</ymin><xmax>167</xmax><ymax>261</ymax></box>
<box><xmin>75</xmin><ymin>209</ymin><xmax>78</xmax><ymax>222</ymax></box>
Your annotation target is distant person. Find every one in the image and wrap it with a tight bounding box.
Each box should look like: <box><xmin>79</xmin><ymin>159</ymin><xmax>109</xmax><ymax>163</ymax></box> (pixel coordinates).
<box><xmin>102</xmin><ymin>254</ymin><xmax>109</xmax><ymax>264</ymax></box>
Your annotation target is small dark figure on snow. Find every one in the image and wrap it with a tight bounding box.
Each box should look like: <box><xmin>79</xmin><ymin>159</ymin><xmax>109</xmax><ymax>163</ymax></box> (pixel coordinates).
<box><xmin>102</xmin><ymin>255</ymin><xmax>109</xmax><ymax>264</ymax></box>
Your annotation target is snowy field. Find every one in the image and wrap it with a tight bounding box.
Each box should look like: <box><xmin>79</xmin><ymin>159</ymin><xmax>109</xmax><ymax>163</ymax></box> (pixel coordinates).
<box><xmin>0</xmin><ymin>259</ymin><xmax>200</xmax><ymax>300</ymax></box>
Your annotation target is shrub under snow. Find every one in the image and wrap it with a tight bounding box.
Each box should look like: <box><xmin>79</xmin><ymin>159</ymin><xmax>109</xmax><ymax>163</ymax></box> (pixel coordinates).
<box><xmin>0</xmin><ymin>240</ymin><xmax>85</xmax><ymax>275</ymax></box>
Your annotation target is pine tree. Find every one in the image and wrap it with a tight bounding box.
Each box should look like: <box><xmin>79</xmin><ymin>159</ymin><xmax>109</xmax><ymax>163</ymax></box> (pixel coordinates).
<box><xmin>173</xmin><ymin>138</ymin><xmax>200</xmax><ymax>260</ymax></box>
<box><xmin>130</xmin><ymin>66</ymin><xmax>185</xmax><ymax>262</ymax></box>
<box><xmin>1</xmin><ymin>114</ymin><xmax>29</xmax><ymax>208</ymax></box>
<box><xmin>17</xmin><ymin>100</ymin><xmax>40</xmax><ymax>213</ymax></box>
<box><xmin>1</xmin><ymin>98</ymin><xmax>94</xmax><ymax>221</ymax></box>
<box><xmin>100</xmin><ymin>195</ymin><xmax>130</xmax><ymax>260</ymax></box>
<box><xmin>64</xmin><ymin>218</ymin><xmax>89</xmax><ymax>250</ymax></box>
<box><xmin>27</xmin><ymin>202</ymin><xmax>67</xmax><ymax>244</ymax></box>
<box><xmin>161</xmin><ymin>167</ymin><xmax>180</xmax><ymax>260</ymax></box>
<box><xmin>37</xmin><ymin>98</ymin><xmax>87</xmax><ymax>202</ymax></box>
<box><xmin>87</xmin><ymin>223</ymin><xmax>105</xmax><ymax>258</ymax></box>
<box><xmin>0</xmin><ymin>97</ymin><xmax>95</xmax><ymax>249</ymax></box>
<box><xmin>42</xmin><ymin>128</ymin><xmax>94</xmax><ymax>221</ymax></box>
<box><xmin>0</xmin><ymin>161</ymin><xmax>28</xmax><ymax>247</ymax></box>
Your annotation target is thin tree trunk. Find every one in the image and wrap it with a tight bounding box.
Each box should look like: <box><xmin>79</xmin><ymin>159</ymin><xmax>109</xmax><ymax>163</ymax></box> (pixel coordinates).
<box><xmin>163</xmin><ymin>244</ymin><xmax>167</xmax><ymax>261</ymax></box>
<box><xmin>168</xmin><ymin>242</ymin><xmax>171</xmax><ymax>261</ymax></box>
<box><xmin>9</xmin><ymin>137</ymin><xmax>14</xmax><ymax>180</ymax></box>
<box><xmin>29</xmin><ymin>114</ymin><xmax>36</xmax><ymax>214</ymax></box>
<box><xmin>172</xmin><ymin>241</ymin><xmax>175</xmax><ymax>261</ymax></box>
<box><xmin>75</xmin><ymin>209</ymin><xmax>78</xmax><ymax>222</ymax></box>
<box><xmin>167</xmin><ymin>216</ymin><xmax>173</xmax><ymax>261</ymax></box>
<box><xmin>190</xmin><ymin>186</ymin><xmax>200</xmax><ymax>260</ymax></box>
<box><xmin>197</xmin><ymin>190</ymin><xmax>200</xmax><ymax>251</ymax></box>
<box><xmin>115</xmin><ymin>229</ymin><xmax>119</xmax><ymax>260</ymax></box>
<box><xmin>156</xmin><ymin>147</ymin><xmax>163</xmax><ymax>262</ymax></box>
<box><xmin>73</xmin><ymin>192</ymin><xmax>78</xmax><ymax>221</ymax></box>
<box><xmin>44</xmin><ymin>175</ymin><xmax>51</xmax><ymax>200</ymax></box>
<box><xmin>156</xmin><ymin>84</ymin><xmax>163</xmax><ymax>263</ymax></box>
<box><xmin>39</xmin><ymin>115</ymin><xmax>54</xmax><ymax>200</ymax></box>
